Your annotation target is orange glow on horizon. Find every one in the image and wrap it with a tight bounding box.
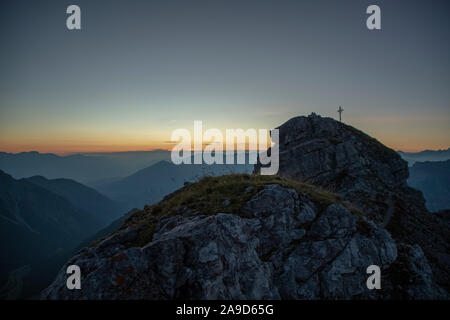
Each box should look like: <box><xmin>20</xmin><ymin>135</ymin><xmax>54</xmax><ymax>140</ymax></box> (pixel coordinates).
<box><xmin>0</xmin><ymin>118</ymin><xmax>448</xmax><ymax>155</ymax></box>
<box><xmin>0</xmin><ymin>140</ymin><xmax>448</xmax><ymax>155</ymax></box>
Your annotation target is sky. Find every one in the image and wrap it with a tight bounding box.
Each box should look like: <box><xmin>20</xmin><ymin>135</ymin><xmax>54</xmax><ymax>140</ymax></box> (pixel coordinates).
<box><xmin>0</xmin><ymin>0</ymin><xmax>449</xmax><ymax>153</ymax></box>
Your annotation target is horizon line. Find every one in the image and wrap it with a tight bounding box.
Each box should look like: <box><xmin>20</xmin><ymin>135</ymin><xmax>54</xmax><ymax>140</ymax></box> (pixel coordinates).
<box><xmin>1</xmin><ymin>146</ymin><xmax>450</xmax><ymax>156</ymax></box>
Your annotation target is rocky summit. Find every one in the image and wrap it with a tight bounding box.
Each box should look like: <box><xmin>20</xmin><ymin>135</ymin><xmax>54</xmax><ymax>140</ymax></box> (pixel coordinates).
<box><xmin>256</xmin><ymin>113</ymin><xmax>409</xmax><ymax>223</ymax></box>
<box><xmin>42</xmin><ymin>115</ymin><xmax>449</xmax><ymax>299</ymax></box>
<box><xmin>255</xmin><ymin>113</ymin><xmax>450</xmax><ymax>296</ymax></box>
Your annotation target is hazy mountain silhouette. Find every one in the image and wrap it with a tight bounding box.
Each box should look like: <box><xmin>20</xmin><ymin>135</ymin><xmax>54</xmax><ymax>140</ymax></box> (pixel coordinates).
<box><xmin>0</xmin><ymin>170</ymin><xmax>104</xmax><ymax>298</ymax></box>
<box><xmin>97</xmin><ymin>160</ymin><xmax>253</xmax><ymax>210</ymax></box>
<box><xmin>81</xmin><ymin>150</ymin><xmax>170</xmax><ymax>175</ymax></box>
<box><xmin>24</xmin><ymin>176</ymin><xmax>124</xmax><ymax>226</ymax></box>
<box><xmin>75</xmin><ymin>209</ymin><xmax>137</xmax><ymax>252</ymax></box>
<box><xmin>0</xmin><ymin>150</ymin><xmax>171</xmax><ymax>185</ymax></box>
<box><xmin>398</xmin><ymin>148</ymin><xmax>450</xmax><ymax>166</ymax></box>
<box><xmin>14</xmin><ymin>209</ymin><xmax>138</xmax><ymax>300</ymax></box>
<box><xmin>408</xmin><ymin>160</ymin><xmax>450</xmax><ymax>212</ymax></box>
<box><xmin>0</xmin><ymin>169</ymin><xmax>133</xmax><ymax>299</ymax></box>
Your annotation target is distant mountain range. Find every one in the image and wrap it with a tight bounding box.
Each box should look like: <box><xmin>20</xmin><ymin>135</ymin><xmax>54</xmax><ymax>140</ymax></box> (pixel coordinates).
<box><xmin>24</xmin><ymin>176</ymin><xmax>124</xmax><ymax>226</ymax></box>
<box><xmin>0</xmin><ymin>150</ymin><xmax>171</xmax><ymax>185</ymax></box>
<box><xmin>398</xmin><ymin>148</ymin><xmax>450</xmax><ymax>166</ymax></box>
<box><xmin>0</xmin><ymin>170</ymin><xmax>126</xmax><ymax>299</ymax></box>
<box><xmin>408</xmin><ymin>159</ymin><xmax>450</xmax><ymax>212</ymax></box>
<box><xmin>97</xmin><ymin>160</ymin><xmax>253</xmax><ymax>210</ymax></box>
<box><xmin>0</xmin><ymin>154</ymin><xmax>254</xmax><ymax>298</ymax></box>
<box><xmin>2</xmin><ymin>148</ymin><xmax>448</xmax><ymax>184</ymax></box>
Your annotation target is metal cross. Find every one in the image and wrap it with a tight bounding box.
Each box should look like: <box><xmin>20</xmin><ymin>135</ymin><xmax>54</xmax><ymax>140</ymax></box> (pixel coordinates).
<box><xmin>337</xmin><ymin>106</ymin><xmax>344</xmax><ymax>122</ymax></box>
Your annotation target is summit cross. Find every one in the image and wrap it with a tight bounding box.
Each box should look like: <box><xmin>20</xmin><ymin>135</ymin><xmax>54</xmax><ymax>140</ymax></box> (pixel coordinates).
<box><xmin>337</xmin><ymin>106</ymin><xmax>344</xmax><ymax>122</ymax></box>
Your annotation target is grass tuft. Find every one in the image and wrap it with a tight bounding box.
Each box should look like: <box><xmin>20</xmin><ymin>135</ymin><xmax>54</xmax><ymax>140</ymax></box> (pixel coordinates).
<box><xmin>117</xmin><ymin>174</ymin><xmax>353</xmax><ymax>247</ymax></box>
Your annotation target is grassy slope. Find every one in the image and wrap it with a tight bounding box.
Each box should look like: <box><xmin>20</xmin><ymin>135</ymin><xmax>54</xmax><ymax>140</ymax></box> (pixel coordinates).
<box><xmin>93</xmin><ymin>174</ymin><xmax>366</xmax><ymax>248</ymax></box>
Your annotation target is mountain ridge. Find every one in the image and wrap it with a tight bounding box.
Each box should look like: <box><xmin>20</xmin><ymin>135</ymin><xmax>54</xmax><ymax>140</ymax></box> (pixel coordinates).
<box><xmin>0</xmin><ymin>170</ymin><xmax>102</xmax><ymax>293</ymax></box>
<box><xmin>0</xmin><ymin>169</ymin><xmax>129</xmax><ymax>299</ymax></box>
<box><xmin>97</xmin><ymin>160</ymin><xmax>252</xmax><ymax>210</ymax></box>
<box><xmin>398</xmin><ymin>148</ymin><xmax>450</xmax><ymax>166</ymax></box>
<box><xmin>407</xmin><ymin>159</ymin><xmax>450</xmax><ymax>212</ymax></box>
<box><xmin>24</xmin><ymin>175</ymin><xmax>124</xmax><ymax>226</ymax></box>
<box><xmin>255</xmin><ymin>113</ymin><xmax>450</xmax><ymax>293</ymax></box>
<box><xmin>42</xmin><ymin>114</ymin><xmax>450</xmax><ymax>299</ymax></box>
<box><xmin>0</xmin><ymin>150</ymin><xmax>171</xmax><ymax>184</ymax></box>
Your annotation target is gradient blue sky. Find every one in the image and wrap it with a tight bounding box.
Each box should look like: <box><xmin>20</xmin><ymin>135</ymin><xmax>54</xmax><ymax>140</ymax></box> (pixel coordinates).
<box><xmin>0</xmin><ymin>0</ymin><xmax>449</xmax><ymax>153</ymax></box>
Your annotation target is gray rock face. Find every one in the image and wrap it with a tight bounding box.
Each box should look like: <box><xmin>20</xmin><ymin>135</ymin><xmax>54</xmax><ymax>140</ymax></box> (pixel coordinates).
<box><xmin>42</xmin><ymin>184</ymin><xmax>444</xmax><ymax>300</ymax></box>
<box><xmin>255</xmin><ymin>113</ymin><xmax>408</xmax><ymax>224</ymax></box>
<box><xmin>257</xmin><ymin>114</ymin><xmax>408</xmax><ymax>192</ymax></box>
<box><xmin>255</xmin><ymin>114</ymin><xmax>450</xmax><ymax>296</ymax></box>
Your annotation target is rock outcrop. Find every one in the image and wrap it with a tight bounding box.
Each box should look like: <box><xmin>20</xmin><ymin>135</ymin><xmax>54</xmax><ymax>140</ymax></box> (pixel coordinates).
<box><xmin>42</xmin><ymin>114</ymin><xmax>449</xmax><ymax>299</ymax></box>
<box><xmin>255</xmin><ymin>113</ymin><xmax>450</xmax><ymax>295</ymax></box>
<box><xmin>255</xmin><ymin>113</ymin><xmax>408</xmax><ymax>224</ymax></box>
<box><xmin>43</xmin><ymin>181</ymin><xmax>401</xmax><ymax>299</ymax></box>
